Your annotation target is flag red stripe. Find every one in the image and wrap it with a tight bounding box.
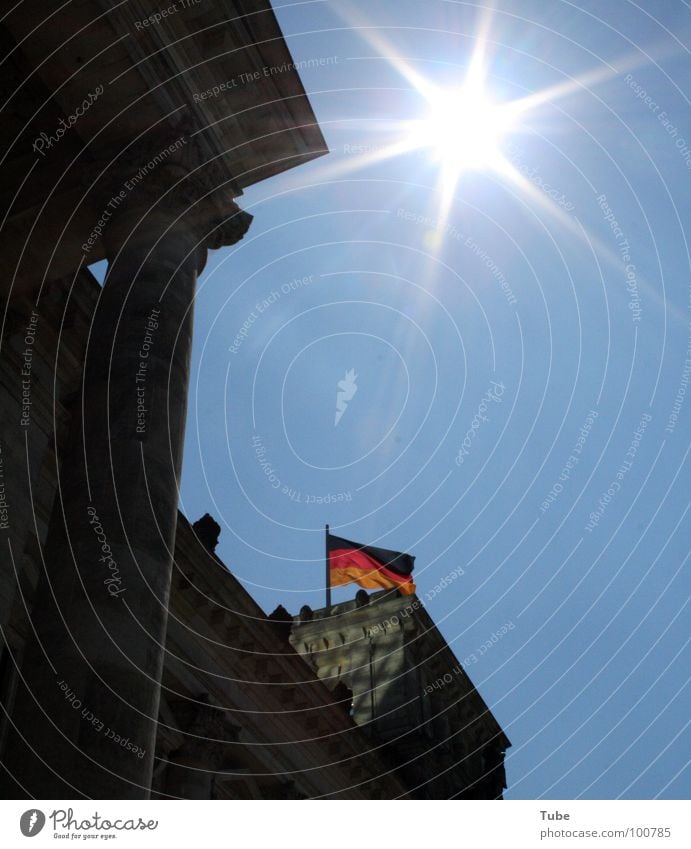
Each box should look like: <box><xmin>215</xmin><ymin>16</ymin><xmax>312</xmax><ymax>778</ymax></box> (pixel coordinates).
<box><xmin>329</xmin><ymin>547</ymin><xmax>414</xmax><ymax>587</ymax></box>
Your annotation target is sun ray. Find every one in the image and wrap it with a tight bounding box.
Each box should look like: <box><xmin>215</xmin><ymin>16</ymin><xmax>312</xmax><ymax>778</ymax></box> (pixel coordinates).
<box><xmin>507</xmin><ymin>50</ymin><xmax>652</xmax><ymax>120</ymax></box>
<box><xmin>263</xmin><ymin>6</ymin><xmax>677</xmax><ymax>291</ymax></box>
<box><xmin>496</xmin><ymin>159</ymin><xmax>674</xmax><ymax>327</ymax></box>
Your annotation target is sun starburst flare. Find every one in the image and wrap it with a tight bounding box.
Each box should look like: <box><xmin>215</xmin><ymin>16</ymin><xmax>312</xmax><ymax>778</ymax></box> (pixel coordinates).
<box><xmin>266</xmin><ymin>4</ymin><xmax>653</xmax><ymax>276</ymax></box>
<box><xmin>396</xmin><ymin>78</ymin><xmax>522</xmax><ymax>224</ymax></box>
<box><xmin>407</xmin><ymin>86</ymin><xmax>516</xmax><ymax>173</ymax></box>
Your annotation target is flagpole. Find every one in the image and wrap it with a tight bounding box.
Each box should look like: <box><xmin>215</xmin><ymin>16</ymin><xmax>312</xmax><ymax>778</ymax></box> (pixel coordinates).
<box><xmin>325</xmin><ymin>523</ymin><xmax>331</xmax><ymax>611</ymax></box>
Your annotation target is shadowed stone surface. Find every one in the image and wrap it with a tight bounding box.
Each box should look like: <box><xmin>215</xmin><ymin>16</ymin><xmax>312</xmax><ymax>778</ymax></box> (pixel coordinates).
<box><xmin>290</xmin><ymin>590</ymin><xmax>511</xmax><ymax>799</ymax></box>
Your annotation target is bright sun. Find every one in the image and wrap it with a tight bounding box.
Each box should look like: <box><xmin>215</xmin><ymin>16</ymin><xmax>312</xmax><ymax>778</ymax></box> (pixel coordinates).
<box><xmin>407</xmin><ymin>84</ymin><xmax>516</xmax><ymax>177</ymax></box>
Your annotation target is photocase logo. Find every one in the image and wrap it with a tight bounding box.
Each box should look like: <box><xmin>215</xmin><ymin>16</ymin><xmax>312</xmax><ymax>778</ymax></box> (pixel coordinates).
<box><xmin>334</xmin><ymin>369</ymin><xmax>358</xmax><ymax>426</ymax></box>
<box><xmin>20</xmin><ymin>810</ymin><xmax>46</xmax><ymax>837</ymax></box>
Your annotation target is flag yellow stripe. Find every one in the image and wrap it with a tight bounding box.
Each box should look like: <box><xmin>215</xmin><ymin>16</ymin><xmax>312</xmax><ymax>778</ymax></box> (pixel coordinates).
<box><xmin>330</xmin><ymin>564</ymin><xmax>416</xmax><ymax>595</ymax></box>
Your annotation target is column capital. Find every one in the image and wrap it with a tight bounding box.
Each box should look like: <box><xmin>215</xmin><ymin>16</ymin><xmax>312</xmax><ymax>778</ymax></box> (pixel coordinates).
<box><xmin>102</xmin><ymin>119</ymin><xmax>252</xmax><ymax>258</ymax></box>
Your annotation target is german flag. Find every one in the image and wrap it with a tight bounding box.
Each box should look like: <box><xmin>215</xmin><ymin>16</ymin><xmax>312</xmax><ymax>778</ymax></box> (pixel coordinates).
<box><xmin>328</xmin><ymin>533</ymin><xmax>416</xmax><ymax>596</ymax></box>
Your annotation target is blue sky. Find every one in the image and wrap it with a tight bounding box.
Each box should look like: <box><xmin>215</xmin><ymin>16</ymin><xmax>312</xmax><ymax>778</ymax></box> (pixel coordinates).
<box><xmin>177</xmin><ymin>1</ymin><xmax>689</xmax><ymax>799</ymax></box>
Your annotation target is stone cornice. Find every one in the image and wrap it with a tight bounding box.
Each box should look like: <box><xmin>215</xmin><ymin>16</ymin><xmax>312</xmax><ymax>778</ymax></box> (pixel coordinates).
<box><xmin>93</xmin><ymin>0</ymin><xmax>243</xmax><ymax>198</ymax></box>
<box><xmin>92</xmin><ymin>0</ymin><xmax>326</xmax><ymax>190</ymax></box>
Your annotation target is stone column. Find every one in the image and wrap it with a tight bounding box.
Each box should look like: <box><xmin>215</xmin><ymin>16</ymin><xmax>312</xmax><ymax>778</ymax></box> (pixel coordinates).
<box><xmin>0</xmin><ymin>142</ymin><xmax>251</xmax><ymax>798</ymax></box>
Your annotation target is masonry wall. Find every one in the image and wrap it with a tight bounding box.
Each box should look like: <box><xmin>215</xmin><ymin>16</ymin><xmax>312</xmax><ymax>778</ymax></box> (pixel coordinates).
<box><xmin>0</xmin><ymin>269</ymin><xmax>99</xmax><ymax>650</ymax></box>
<box><xmin>0</xmin><ymin>275</ymin><xmax>407</xmax><ymax>798</ymax></box>
<box><xmin>290</xmin><ymin>591</ymin><xmax>510</xmax><ymax>799</ymax></box>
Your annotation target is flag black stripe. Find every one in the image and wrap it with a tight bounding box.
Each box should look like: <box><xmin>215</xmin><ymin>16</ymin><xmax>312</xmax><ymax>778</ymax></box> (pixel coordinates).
<box><xmin>327</xmin><ymin>533</ymin><xmax>415</xmax><ymax>577</ymax></box>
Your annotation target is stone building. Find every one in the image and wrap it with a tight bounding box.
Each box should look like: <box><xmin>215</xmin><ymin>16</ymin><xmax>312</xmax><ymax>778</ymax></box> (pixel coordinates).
<box><xmin>291</xmin><ymin>591</ymin><xmax>509</xmax><ymax>799</ymax></box>
<box><xmin>0</xmin><ymin>0</ymin><xmax>509</xmax><ymax>798</ymax></box>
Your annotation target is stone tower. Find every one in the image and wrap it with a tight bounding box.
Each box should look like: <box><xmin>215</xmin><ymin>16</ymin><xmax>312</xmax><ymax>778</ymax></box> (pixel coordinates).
<box><xmin>290</xmin><ymin>589</ymin><xmax>510</xmax><ymax>799</ymax></box>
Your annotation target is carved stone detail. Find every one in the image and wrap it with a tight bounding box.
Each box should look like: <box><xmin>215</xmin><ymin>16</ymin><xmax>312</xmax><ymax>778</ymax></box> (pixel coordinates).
<box><xmin>101</xmin><ymin>118</ymin><xmax>252</xmax><ymax>257</ymax></box>
<box><xmin>169</xmin><ymin>694</ymin><xmax>241</xmax><ymax>770</ymax></box>
<box><xmin>192</xmin><ymin>513</ymin><xmax>221</xmax><ymax>553</ymax></box>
